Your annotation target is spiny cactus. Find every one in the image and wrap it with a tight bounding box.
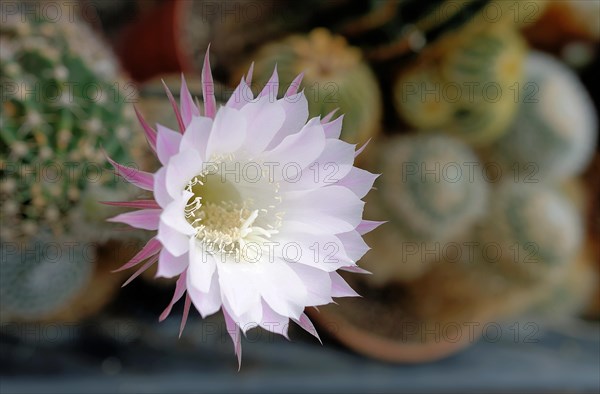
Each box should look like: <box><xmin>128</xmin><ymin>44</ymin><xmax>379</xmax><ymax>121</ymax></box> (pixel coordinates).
<box><xmin>0</xmin><ymin>14</ymin><xmax>138</xmax><ymax>243</ymax></box>
<box><xmin>490</xmin><ymin>52</ymin><xmax>598</xmax><ymax>182</ymax></box>
<box><xmin>393</xmin><ymin>24</ymin><xmax>526</xmax><ymax>146</ymax></box>
<box><xmin>477</xmin><ymin>183</ymin><xmax>584</xmax><ymax>284</ymax></box>
<box><xmin>0</xmin><ymin>230</ymin><xmax>94</xmax><ymax>321</ymax></box>
<box><xmin>377</xmin><ymin>134</ymin><xmax>489</xmax><ymax>241</ymax></box>
<box><xmin>239</xmin><ymin>28</ymin><xmax>382</xmax><ymax>146</ymax></box>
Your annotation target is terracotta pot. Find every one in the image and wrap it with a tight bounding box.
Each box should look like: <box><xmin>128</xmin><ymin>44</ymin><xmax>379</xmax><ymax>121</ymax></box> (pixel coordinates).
<box><xmin>117</xmin><ymin>0</ymin><xmax>194</xmax><ymax>82</ymax></box>
<box><xmin>308</xmin><ymin>306</ymin><xmax>482</xmax><ymax>363</ymax></box>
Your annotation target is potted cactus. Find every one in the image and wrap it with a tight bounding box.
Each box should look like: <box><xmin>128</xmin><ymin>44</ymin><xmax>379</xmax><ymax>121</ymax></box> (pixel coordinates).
<box><xmin>0</xmin><ymin>13</ymin><xmax>140</xmax><ymax>322</ymax></box>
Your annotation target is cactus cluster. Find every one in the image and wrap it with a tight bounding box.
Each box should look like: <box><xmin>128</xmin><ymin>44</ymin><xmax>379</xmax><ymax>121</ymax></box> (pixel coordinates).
<box><xmin>0</xmin><ymin>14</ymin><xmax>138</xmax><ymax>243</ymax></box>
<box><xmin>239</xmin><ymin>28</ymin><xmax>382</xmax><ymax>146</ymax></box>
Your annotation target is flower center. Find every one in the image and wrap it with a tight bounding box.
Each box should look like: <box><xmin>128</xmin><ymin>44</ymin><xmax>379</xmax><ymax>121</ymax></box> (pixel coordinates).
<box><xmin>184</xmin><ymin>168</ymin><xmax>280</xmax><ymax>258</ymax></box>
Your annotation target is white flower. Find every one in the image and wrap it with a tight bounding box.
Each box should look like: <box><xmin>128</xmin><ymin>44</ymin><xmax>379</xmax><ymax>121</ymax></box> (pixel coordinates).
<box><xmin>106</xmin><ymin>50</ymin><xmax>382</xmax><ymax>367</ymax></box>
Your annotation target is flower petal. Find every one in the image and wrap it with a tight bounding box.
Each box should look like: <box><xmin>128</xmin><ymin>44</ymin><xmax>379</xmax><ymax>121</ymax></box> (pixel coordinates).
<box><xmin>216</xmin><ymin>258</ymin><xmax>261</xmax><ymax>317</ymax></box>
<box><xmin>180</xmin><ymin>115</ymin><xmax>213</xmax><ymax>160</ymax></box>
<box><xmin>294</xmin><ymin>313</ymin><xmax>321</xmax><ymax>344</ymax></box>
<box><xmin>284</xmin><ymin>186</ymin><xmax>364</xmax><ymax>233</ymax></box>
<box><xmin>288</xmin><ymin>263</ymin><xmax>333</xmax><ymax>306</ymax></box>
<box><xmin>159</xmin><ymin>271</ymin><xmax>187</xmax><ymax>321</ymax></box>
<box><xmin>262</xmin><ymin>117</ymin><xmax>326</xmax><ymax>171</ymax></box>
<box><xmin>259</xmin><ymin>301</ymin><xmax>289</xmax><ymax>339</ymax></box>
<box><xmin>356</xmin><ymin>220</ymin><xmax>386</xmax><ymax>235</ymax></box>
<box><xmin>108</xmin><ymin>209</ymin><xmax>161</xmax><ymax>230</ymax></box>
<box><xmin>267</xmin><ymin>92</ymin><xmax>309</xmax><ymax>149</ymax></box>
<box><xmin>165</xmin><ymin>149</ymin><xmax>204</xmax><ymax>199</ymax></box>
<box><xmin>322</xmin><ymin>114</ymin><xmax>344</xmax><ymax>139</ymax></box>
<box><xmin>156</xmin><ymin>124</ymin><xmax>183</xmax><ymax>165</ymax></box>
<box><xmin>336</xmin><ymin>167</ymin><xmax>379</xmax><ymax>198</ymax></box>
<box><xmin>187</xmin><ymin>270</ymin><xmax>222</xmax><ymax>318</ymax></box>
<box><xmin>156</xmin><ymin>248</ymin><xmax>189</xmax><ymax>278</ymax></box>
<box><xmin>188</xmin><ymin>239</ymin><xmax>217</xmax><ymax>293</ymax></box>
<box><xmin>255</xmin><ymin>260</ymin><xmax>307</xmax><ymax>320</ymax></box>
<box><xmin>134</xmin><ymin>105</ymin><xmax>157</xmax><ymax>151</ymax></box>
<box><xmin>153</xmin><ymin>167</ymin><xmax>171</xmax><ymax>208</ymax></box>
<box><xmin>330</xmin><ymin>272</ymin><xmax>359</xmax><ymax>298</ymax></box>
<box><xmin>106</xmin><ymin>156</ymin><xmax>153</xmax><ymax>191</ymax></box>
<box><xmin>180</xmin><ymin>74</ymin><xmax>200</xmax><ymax>127</ymax></box>
<box><xmin>206</xmin><ymin>106</ymin><xmax>247</xmax><ymax>158</ymax></box>
<box><xmin>240</xmin><ymin>95</ymin><xmax>286</xmax><ymax>155</ymax></box>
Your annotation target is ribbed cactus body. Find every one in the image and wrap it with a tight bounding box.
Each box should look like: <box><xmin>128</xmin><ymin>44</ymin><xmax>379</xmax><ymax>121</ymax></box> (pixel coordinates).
<box><xmin>0</xmin><ymin>231</ymin><xmax>94</xmax><ymax>320</ymax></box>
<box><xmin>393</xmin><ymin>24</ymin><xmax>526</xmax><ymax>146</ymax></box>
<box><xmin>490</xmin><ymin>52</ymin><xmax>598</xmax><ymax>182</ymax></box>
<box><xmin>241</xmin><ymin>28</ymin><xmax>382</xmax><ymax>145</ymax></box>
<box><xmin>0</xmin><ymin>15</ymin><xmax>137</xmax><ymax>242</ymax></box>
<box><xmin>477</xmin><ymin>184</ymin><xmax>583</xmax><ymax>283</ymax></box>
<box><xmin>377</xmin><ymin>134</ymin><xmax>489</xmax><ymax>241</ymax></box>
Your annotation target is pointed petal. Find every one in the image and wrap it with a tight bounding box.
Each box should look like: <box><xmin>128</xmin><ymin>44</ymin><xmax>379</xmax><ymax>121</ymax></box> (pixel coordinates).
<box><xmin>179</xmin><ymin>294</ymin><xmax>192</xmax><ymax>338</ymax></box>
<box><xmin>336</xmin><ymin>167</ymin><xmax>379</xmax><ymax>199</ymax></box>
<box><xmin>101</xmin><ymin>200</ymin><xmax>160</xmax><ymax>209</ymax></box>
<box><xmin>355</xmin><ymin>138</ymin><xmax>371</xmax><ymax>157</ymax></box>
<box><xmin>356</xmin><ymin>220</ymin><xmax>386</xmax><ymax>235</ymax></box>
<box><xmin>245</xmin><ymin>62</ymin><xmax>255</xmax><ymax>87</ymax></box>
<box><xmin>106</xmin><ymin>156</ymin><xmax>153</xmax><ymax>191</ymax></box>
<box><xmin>159</xmin><ymin>272</ymin><xmax>187</xmax><ymax>321</ymax></box>
<box><xmin>259</xmin><ymin>301</ymin><xmax>289</xmax><ymax>339</ymax></box>
<box><xmin>202</xmin><ymin>47</ymin><xmax>217</xmax><ymax>119</ymax></box>
<box><xmin>294</xmin><ymin>313</ymin><xmax>321</xmax><ymax>344</ymax></box>
<box><xmin>134</xmin><ymin>105</ymin><xmax>157</xmax><ymax>151</ymax></box>
<box><xmin>223</xmin><ymin>306</ymin><xmax>242</xmax><ymax>370</ymax></box>
<box><xmin>259</xmin><ymin>65</ymin><xmax>279</xmax><ymax>100</ymax></box>
<box><xmin>340</xmin><ymin>265</ymin><xmax>371</xmax><ymax>274</ymax></box>
<box><xmin>122</xmin><ymin>254</ymin><xmax>159</xmax><ymax>287</ymax></box>
<box><xmin>180</xmin><ymin>74</ymin><xmax>200</xmax><ymax>127</ymax></box>
<box><xmin>226</xmin><ymin>77</ymin><xmax>254</xmax><ymax>110</ymax></box>
<box><xmin>285</xmin><ymin>72</ymin><xmax>304</xmax><ymax>97</ymax></box>
<box><xmin>322</xmin><ymin>114</ymin><xmax>344</xmax><ymax>139</ymax></box>
<box><xmin>114</xmin><ymin>237</ymin><xmax>161</xmax><ymax>272</ymax></box>
<box><xmin>321</xmin><ymin>108</ymin><xmax>339</xmax><ymax>124</ymax></box>
<box><xmin>107</xmin><ymin>209</ymin><xmax>161</xmax><ymax>230</ymax></box>
<box><xmin>161</xmin><ymin>79</ymin><xmax>185</xmax><ymax>133</ymax></box>
<box><xmin>330</xmin><ymin>272</ymin><xmax>360</xmax><ymax>298</ymax></box>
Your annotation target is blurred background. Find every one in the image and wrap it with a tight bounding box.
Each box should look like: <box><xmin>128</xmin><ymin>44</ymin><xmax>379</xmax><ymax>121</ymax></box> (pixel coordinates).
<box><xmin>1</xmin><ymin>0</ymin><xmax>599</xmax><ymax>393</ymax></box>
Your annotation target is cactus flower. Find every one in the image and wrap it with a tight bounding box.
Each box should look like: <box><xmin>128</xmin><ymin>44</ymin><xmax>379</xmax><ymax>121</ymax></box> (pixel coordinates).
<box><xmin>106</xmin><ymin>49</ymin><xmax>382</xmax><ymax>367</ymax></box>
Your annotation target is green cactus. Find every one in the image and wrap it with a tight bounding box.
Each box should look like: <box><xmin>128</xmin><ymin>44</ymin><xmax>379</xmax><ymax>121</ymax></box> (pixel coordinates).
<box><xmin>0</xmin><ymin>230</ymin><xmax>95</xmax><ymax>321</ymax></box>
<box><xmin>239</xmin><ymin>28</ymin><xmax>382</xmax><ymax>146</ymax></box>
<box><xmin>377</xmin><ymin>134</ymin><xmax>489</xmax><ymax>242</ymax></box>
<box><xmin>476</xmin><ymin>183</ymin><xmax>584</xmax><ymax>284</ymax></box>
<box><xmin>0</xmin><ymin>14</ymin><xmax>137</xmax><ymax>243</ymax></box>
<box><xmin>490</xmin><ymin>52</ymin><xmax>598</xmax><ymax>182</ymax></box>
<box><xmin>393</xmin><ymin>24</ymin><xmax>526</xmax><ymax>146</ymax></box>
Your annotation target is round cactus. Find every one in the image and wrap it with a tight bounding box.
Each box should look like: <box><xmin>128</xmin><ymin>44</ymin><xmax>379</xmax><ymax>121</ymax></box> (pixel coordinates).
<box><xmin>238</xmin><ymin>28</ymin><xmax>382</xmax><ymax>145</ymax></box>
<box><xmin>393</xmin><ymin>66</ymin><xmax>454</xmax><ymax>130</ymax></box>
<box><xmin>0</xmin><ymin>230</ymin><xmax>94</xmax><ymax>320</ymax></box>
<box><xmin>393</xmin><ymin>24</ymin><xmax>526</xmax><ymax>146</ymax></box>
<box><xmin>527</xmin><ymin>245</ymin><xmax>597</xmax><ymax>319</ymax></box>
<box><xmin>377</xmin><ymin>134</ymin><xmax>489</xmax><ymax>241</ymax></box>
<box><xmin>490</xmin><ymin>52</ymin><xmax>598</xmax><ymax>182</ymax></box>
<box><xmin>0</xmin><ymin>14</ymin><xmax>138</xmax><ymax>242</ymax></box>
<box><xmin>477</xmin><ymin>183</ymin><xmax>584</xmax><ymax>283</ymax></box>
